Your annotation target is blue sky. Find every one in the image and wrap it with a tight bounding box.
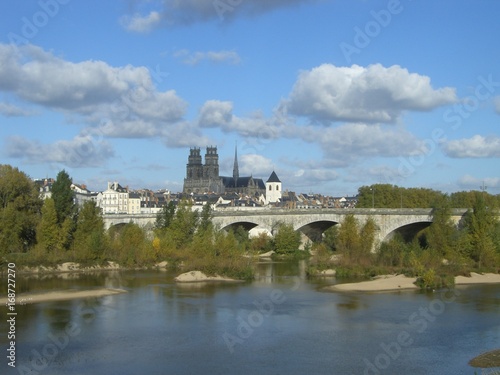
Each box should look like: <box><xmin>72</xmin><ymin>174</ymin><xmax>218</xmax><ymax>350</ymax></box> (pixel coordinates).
<box><xmin>1</xmin><ymin>0</ymin><xmax>499</xmax><ymax>196</ymax></box>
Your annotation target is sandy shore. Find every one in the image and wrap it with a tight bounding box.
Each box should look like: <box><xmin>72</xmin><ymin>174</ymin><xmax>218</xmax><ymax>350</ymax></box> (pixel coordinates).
<box><xmin>0</xmin><ymin>288</ymin><xmax>127</xmax><ymax>305</ymax></box>
<box><xmin>327</xmin><ymin>274</ymin><xmax>419</xmax><ymax>292</ymax></box>
<box><xmin>326</xmin><ymin>273</ymin><xmax>500</xmax><ymax>292</ymax></box>
<box><xmin>455</xmin><ymin>272</ymin><xmax>500</xmax><ymax>285</ymax></box>
<box><xmin>175</xmin><ymin>270</ymin><xmax>242</xmax><ymax>283</ymax></box>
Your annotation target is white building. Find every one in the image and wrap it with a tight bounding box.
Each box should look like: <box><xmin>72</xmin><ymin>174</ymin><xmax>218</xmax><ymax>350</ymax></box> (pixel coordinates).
<box><xmin>98</xmin><ymin>182</ymin><xmax>129</xmax><ymax>214</ymax></box>
<box><xmin>265</xmin><ymin>171</ymin><xmax>282</xmax><ymax>205</ymax></box>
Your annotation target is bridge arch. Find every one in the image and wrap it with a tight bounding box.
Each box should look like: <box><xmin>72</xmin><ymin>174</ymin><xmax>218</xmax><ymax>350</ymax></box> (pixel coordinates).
<box><xmin>220</xmin><ymin>221</ymin><xmax>260</xmax><ymax>233</ymax></box>
<box><xmin>381</xmin><ymin>219</ymin><xmax>433</xmax><ymax>243</ymax></box>
<box><xmin>296</xmin><ymin>220</ymin><xmax>339</xmax><ymax>243</ymax></box>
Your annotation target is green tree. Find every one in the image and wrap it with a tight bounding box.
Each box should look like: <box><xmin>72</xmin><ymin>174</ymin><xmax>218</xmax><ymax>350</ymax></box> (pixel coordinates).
<box><xmin>51</xmin><ymin>170</ymin><xmax>75</xmax><ymax>225</ymax></box>
<box><xmin>36</xmin><ymin>198</ymin><xmax>63</xmax><ymax>254</ymax></box>
<box><xmin>335</xmin><ymin>214</ymin><xmax>361</xmax><ymax>259</ymax></box>
<box><xmin>273</xmin><ymin>223</ymin><xmax>301</xmax><ymax>255</ymax></box>
<box><xmin>357</xmin><ymin>184</ymin><xmax>444</xmax><ymax>208</ymax></box>
<box><xmin>323</xmin><ymin>225</ymin><xmax>338</xmax><ymax>252</ymax></box>
<box><xmin>113</xmin><ymin>223</ymin><xmax>147</xmax><ymax>266</ymax></box>
<box><xmin>167</xmin><ymin>200</ymin><xmax>199</xmax><ymax>249</ymax></box>
<box><xmin>232</xmin><ymin>225</ymin><xmax>250</xmax><ymax>251</ymax></box>
<box><xmin>72</xmin><ymin>201</ymin><xmax>108</xmax><ymax>262</ymax></box>
<box><xmin>462</xmin><ymin>196</ymin><xmax>498</xmax><ymax>268</ymax></box>
<box><xmin>427</xmin><ymin>197</ymin><xmax>457</xmax><ymax>258</ymax></box>
<box><xmin>249</xmin><ymin>232</ymin><xmax>273</xmax><ymax>253</ymax></box>
<box><xmin>198</xmin><ymin>203</ymin><xmax>214</xmax><ymax>234</ymax></box>
<box><xmin>0</xmin><ymin>165</ymin><xmax>42</xmax><ymax>255</ymax></box>
<box><xmin>360</xmin><ymin>217</ymin><xmax>377</xmax><ymax>254</ymax></box>
<box><xmin>155</xmin><ymin>201</ymin><xmax>176</xmax><ymax>229</ymax></box>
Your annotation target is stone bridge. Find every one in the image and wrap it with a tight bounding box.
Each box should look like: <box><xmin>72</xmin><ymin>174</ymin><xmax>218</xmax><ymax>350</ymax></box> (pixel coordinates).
<box><xmin>103</xmin><ymin>208</ymin><xmax>470</xmax><ymax>247</ymax></box>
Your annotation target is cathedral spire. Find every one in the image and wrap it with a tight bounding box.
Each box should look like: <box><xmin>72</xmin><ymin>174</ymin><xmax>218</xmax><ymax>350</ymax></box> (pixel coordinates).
<box><xmin>233</xmin><ymin>142</ymin><xmax>239</xmax><ymax>186</ymax></box>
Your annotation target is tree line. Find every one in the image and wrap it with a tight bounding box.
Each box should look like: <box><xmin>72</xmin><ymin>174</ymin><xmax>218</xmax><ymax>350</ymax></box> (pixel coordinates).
<box><xmin>1</xmin><ymin>165</ymin><xmax>499</xmax><ymax>283</ymax></box>
<box><xmin>357</xmin><ymin>183</ymin><xmax>500</xmax><ymax>209</ymax></box>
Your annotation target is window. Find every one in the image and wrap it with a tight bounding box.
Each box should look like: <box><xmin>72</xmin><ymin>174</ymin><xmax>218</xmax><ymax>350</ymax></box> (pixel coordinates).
<box><xmin>269</xmin><ymin>185</ymin><xmax>272</xmax><ymax>191</ymax></box>
<box><xmin>276</xmin><ymin>185</ymin><xmax>279</xmax><ymax>191</ymax></box>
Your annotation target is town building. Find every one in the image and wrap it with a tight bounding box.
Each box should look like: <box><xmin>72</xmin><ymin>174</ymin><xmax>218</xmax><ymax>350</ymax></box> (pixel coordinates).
<box><xmin>183</xmin><ymin>146</ymin><xmax>267</xmax><ymax>198</ymax></box>
<box><xmin>98</xmin><ymin>182</ymin><xmax>130</xmax><ymax>214</ymax></box>
<box><xmin>265</xmin><ymin>171</ymin><xmax>282</xmax><ymax>205</ymax></box>
<box><xmin>71</xmin><ymin>183</ymin><xmax>99</xmax><ymax>206</ymax></box>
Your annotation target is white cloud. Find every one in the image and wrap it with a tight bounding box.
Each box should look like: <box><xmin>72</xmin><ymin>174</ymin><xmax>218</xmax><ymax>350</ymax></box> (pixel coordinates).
<box><xmin>286</xmin><ymin>167</ymin><xmax>339</xmax><ymax>191</ymax></box>
<box><xmin>442</xmin><ymin>135</ymin><xmax>500</xmax><ymax>158</ymax></box>
<box><xmin>5</xmin><ymin>135</ymin><xmax>115</xmax><ymax>168</ymax></box>
<box><xmin>198</xmin><ymin>100</ymin><xmax>234</xmax><ymax>127</ymax></box>
<box><xmin>312</xmin><ymin>123</ymin><xmax>425</xmax><ymax>166</ymax></box>
<box><xmin>239</xmin><ymin>154</ymin><xmax>274</xmax><ymax>176</ymax></box>
<box><xmin>0</xmin><ymin>102</ymin><xmax>34</xmax><ymax>117</ymax></box>
<box><xmin>458</xmin><ymin>174</ymin><xmax>500</xmax><ymax>189</ymax></box>
<box><xmin>161</xmin><ymin>121</ymin><xmax>214</xmax><ymax>148</ymax></box>
<box><xmin>174</xmin><ymin>49</ymin><xmax>241</xmax><ymax>65</ymax></box>
<box><xmin>198</xmin><ymin>100</ymin><xmax>284</xmax><ymax>139</ymax></box>
<box><xmin>121</xmin><ymin>0</ymin><xmax>318</xmax><ymax>30</ymax></box>
<box><xmin>0</xmin><ymin>43</ymin><xmax>190</xmax><ymax>144</ymax></box>
<box><xmin>285</xmin><ymin>64</ymin><xmax>457</xmax><ymax>124</ymax></box>
<box><xmin>121</xmin><ymin>11</ymin><xmax>161</xmax><ymax>33</ymax></box>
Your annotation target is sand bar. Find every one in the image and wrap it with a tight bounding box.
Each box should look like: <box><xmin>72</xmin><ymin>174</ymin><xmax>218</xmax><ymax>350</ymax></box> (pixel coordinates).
<box><xmin>469</xmin><ymin>349</ymin><xmax>500</xmax><ymax>368</ymax></box>
<box><xmin>327</xmin><ymin>274</ymin><xmax>419</xmax><ymax>292</ymax></box>
<box><xmin>326</xmin><ymin>272</ymin><xmax>500</xmax><ymax>293</ymax></box>
<box><xmin>0</xmin><ymin>288</ymin><xmax>127</xmax><ymax>305</ymax></box>
<box><xmin>175</xmin><ymin>270</ymin><xmax>242</xmax><ymax>283</ymax></box>
<box><xmin>455</xmin><ymin>272</ymin><xmax>500</xmax><ymax>285</ymax></box>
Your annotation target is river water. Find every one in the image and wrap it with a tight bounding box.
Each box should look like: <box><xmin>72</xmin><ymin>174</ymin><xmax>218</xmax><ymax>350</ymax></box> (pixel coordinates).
<box><xmin>1</xmin><ymin>261</ymin><xmax>499</xmax><ymax>375</ymax></box>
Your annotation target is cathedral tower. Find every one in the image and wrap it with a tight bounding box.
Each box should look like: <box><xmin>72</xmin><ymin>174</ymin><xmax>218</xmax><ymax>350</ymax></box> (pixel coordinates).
<box><xmin>232</xmin><ymin>144</ymin><xmax>239</xmax><ymax>187</ymax></box>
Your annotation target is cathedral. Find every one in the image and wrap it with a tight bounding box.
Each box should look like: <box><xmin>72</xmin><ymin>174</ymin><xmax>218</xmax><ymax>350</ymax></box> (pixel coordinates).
<box><xmin>182</xmin><ymin>146</ymin><xmax>268</xmax><ymax>197</ymax></box>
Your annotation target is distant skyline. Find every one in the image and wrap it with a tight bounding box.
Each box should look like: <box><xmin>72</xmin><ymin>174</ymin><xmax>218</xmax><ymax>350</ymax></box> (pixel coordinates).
<box><xmin>1</xmin><ymin>1</ymin><xmax>499</xmax><ymax>196</ymax></box>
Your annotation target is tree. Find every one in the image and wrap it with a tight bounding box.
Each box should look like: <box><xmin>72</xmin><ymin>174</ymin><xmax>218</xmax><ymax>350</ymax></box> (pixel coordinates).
<box><xmin>323</xmin><ymin>225</ymin><xmax>338</xmax><ymax>252</ymax></box>
<box><xmin>427</xmin><ymin>197</ymin><xmax>456</xmax><ymax>258</ymax></box>
<box><xmin>167</xmin><ymin>200</ymin><xmax>199</xmax><ymax>249</ymax></box>
<box><xmin>112</xmin><ymin>223</ymin><xmax>146</xmax><ymax>266</ymax></box>
<box><xmin>335</xmin><ymin>214</ymin><xmax>361</xmax><ymax>258</ymax></box>
<box><xmin>357</xmin><ymin>184</ymin><xmax>444</xmax><ymax>208</ymax></box>
<box><xmin>462</xmin><ymin>196</ymin><xmax>498</xmax><ymax>268</ymax></box>
<box><xmin>198</xmin><ymin>202</ymin><xmax>214</xmax><ymax>234</ymax></box>
<box><xmin>51</xmin><ymin>170</ymin><xmax>75</xmax><ymax>225</ymax></box>
<box><xmin>360</xmin><ymin>217</ymin><xmax>377</xmax><ymax>254</ymax></box>
<box><xmin>273</xmin><ymin>223</ymin><xmax>301</xmax><ymax>255</ymax></box>
<box><xmin>0</xmin><ymin>165</ymin><xmax>42</xmax><ymax>255</ymax></box>
<box><xmin>155</xmin><ymin>201</ymin><xmax>176</xmax><ymax>230</ymax></box>
<box><xmin>72</xmin><ymin>201</ymin><xmax>108</xmax><ymax>261</ymax></box>
<box><xmin>36</xmin><ymin>198</ymin><xmax>63</xmax><ymax>254</ymax></box>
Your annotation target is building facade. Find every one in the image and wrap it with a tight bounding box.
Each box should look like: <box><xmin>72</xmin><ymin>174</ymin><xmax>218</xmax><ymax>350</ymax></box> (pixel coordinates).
<box><xmin>183</xmin><ymin>146</ymin><xmax>266</xmax><ymax>197</ymax></box>
<box><xmin>183</xmin><ymin>147</ymin><xmax>225</xmax><ymax>194</ymax></box>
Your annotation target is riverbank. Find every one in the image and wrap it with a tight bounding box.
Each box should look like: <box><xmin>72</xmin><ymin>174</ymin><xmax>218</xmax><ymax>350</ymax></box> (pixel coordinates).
<box><xmin>0</xmin><ymin>288</ymin><xmax>127</xmax><ymax>305</ymax></box>
<box><xmin>326</xmin><ymin>272</ymin><xmax>500</xmax><ymax>292</ymax></box>
<box><xmin>1</xmin><ymin>261</ymin><xmax>170</xmax><ymax>275</ymax></box>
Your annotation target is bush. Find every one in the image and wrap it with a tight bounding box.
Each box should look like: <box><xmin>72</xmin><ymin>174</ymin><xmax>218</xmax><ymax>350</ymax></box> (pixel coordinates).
<box><xmin>415</xmin><ymin>268</ymin><xmax>455</xmax><ymax>290</ymax></box>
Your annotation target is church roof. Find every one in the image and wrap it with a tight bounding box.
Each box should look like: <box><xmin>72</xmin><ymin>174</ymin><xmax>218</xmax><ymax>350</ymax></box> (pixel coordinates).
<box><xmin>221</xmin><ymin>176</ymin><xmax>265</xmax><ymax>190</ymax></box>
<box><xmin>267</xmin><ymin>171</ymin><xmax>281</xmax><ymax>183</ymax></box>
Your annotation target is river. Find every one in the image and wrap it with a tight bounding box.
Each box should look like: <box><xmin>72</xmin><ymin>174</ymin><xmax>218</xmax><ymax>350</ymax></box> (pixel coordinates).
<box><xmin>1</xmin><ymin>261</ymin><xmax>499</xmax><ymax>375</ymax></box>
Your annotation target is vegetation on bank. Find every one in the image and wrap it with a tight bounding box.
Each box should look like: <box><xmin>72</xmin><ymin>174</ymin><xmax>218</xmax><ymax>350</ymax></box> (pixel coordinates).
<box><xmin>1</xmin><ymin>165</ymin><xmax>500</xmax><ymax>287</ymax></box>
<box><xmin>309</xmin><ymin>193</ymin><xmax>500</xmax><ymax>289</ymax></box>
